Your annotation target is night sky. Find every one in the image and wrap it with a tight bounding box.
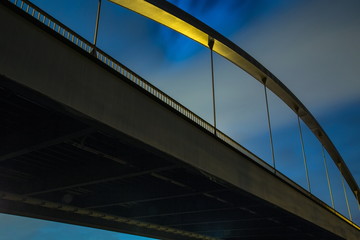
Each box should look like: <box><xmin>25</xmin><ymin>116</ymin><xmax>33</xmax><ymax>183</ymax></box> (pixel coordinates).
<box><xmin>1</xmin><ymin>0</ymin><xmax>359</xmax><ymax>239</ymax></box>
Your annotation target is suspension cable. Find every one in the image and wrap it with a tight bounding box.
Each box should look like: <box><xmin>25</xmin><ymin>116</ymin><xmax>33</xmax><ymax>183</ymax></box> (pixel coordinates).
<box><xmin>263</xmin><ymin>78</ymin><xmax>276</xmax><ymax>171</ymax></box>
<box><xmin>297</xmin><ymin>115</ymin><xmax>311</xmax><ymax>192</ymax></box>
<box><xmin>321</xmin><ymin>145</ymin><xmax>335</xmax><ymax>208</ymax></box>
<box><xmin>93</xmin><ymin>0</ymin><xmax>102</xmax><ymax>47</ymax></box>
<box><xmin>341</xmin><ymin>174</ymin><xmax>353</xmax><ymax>221</ymax></box>
<box><xmin>208</xmin><ymin>37</ymin><xmax>217</xmax><ymax>135</ymax></box>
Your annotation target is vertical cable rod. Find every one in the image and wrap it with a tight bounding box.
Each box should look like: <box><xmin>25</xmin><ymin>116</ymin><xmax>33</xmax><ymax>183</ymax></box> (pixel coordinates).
<box><xmin>93</xmin><ymin>0</ymin><xmax>102</xmax><ymax>47</ymax></box>
<box><xmin>321</xmin><ymin>145</ymin><xmax>335</xmax><ymax>208</ymax></box>
<box><xmin>297</xmin><ymin>115</ymin><xmax>311</xmax><ymax>192</ymax></box>
<box><xmin>341</xmin><ymin>173</ymin><xmax>353</xmax><ymax>221</ymax></box>
<box><xmin>263</xmin><ymin>78</ymin><xmax>276</xmax><ymax>171</ymax></box>
<box><xmin>208</xmin><ymin>37</ymin><xmax>217</xmax><ymax>135</ymax></box>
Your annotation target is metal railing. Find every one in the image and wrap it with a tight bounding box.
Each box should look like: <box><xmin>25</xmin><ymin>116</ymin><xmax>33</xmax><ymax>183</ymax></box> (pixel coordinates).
<box><xmin>8</xmin><ymin>0</ymin><xmax>265</xmax><ymax>165</ymax></box>
<box><xmin>5</xmin><ymin>0</ymin><xmax>359</xmax><ymax>227</ymax></box>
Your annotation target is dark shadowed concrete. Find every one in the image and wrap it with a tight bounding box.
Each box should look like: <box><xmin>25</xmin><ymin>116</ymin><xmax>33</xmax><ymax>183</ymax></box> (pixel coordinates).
<box><xmin>0</xmin><ymin>2</ymin><xmax>359</xmax><ymax>240</ymax></box>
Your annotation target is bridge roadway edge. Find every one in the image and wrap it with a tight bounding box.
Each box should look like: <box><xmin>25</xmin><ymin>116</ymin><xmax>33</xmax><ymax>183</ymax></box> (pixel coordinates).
<box><xmin>0</xmin><ymin>3</ymin><xmax>358</xmax><ymax>239</ymax></box>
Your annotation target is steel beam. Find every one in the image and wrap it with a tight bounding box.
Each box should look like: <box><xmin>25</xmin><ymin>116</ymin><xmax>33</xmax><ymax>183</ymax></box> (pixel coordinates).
<box><xmin>85</xmin><ymin>190</ymin><xmax>226</xmax><ymax>210</ymax></box>
<box><xmin>0</xmin><ymin>192</ymin><xmax>216</xmax><ymax>240</ymax></box>
<box><xmin>139</xmin><ymin>208</ymin><xmax>264</xmax><ymax>227</ymax></box>
<box><xmin>0</xmin><ymin>128</ymin><xmax>94</xmax><ymax>162</ymax></box>
<box><xmin>25</xmin><ymin>166</ymin><xmax>176</xmax><ymax>196</ymax></box>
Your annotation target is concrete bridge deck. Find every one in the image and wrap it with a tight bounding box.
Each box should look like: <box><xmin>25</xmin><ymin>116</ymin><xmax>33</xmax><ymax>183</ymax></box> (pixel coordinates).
<box><xmin>0</xmin><ymin>1</ymin><xmax>359</xmax><ymax>239</ymax></box>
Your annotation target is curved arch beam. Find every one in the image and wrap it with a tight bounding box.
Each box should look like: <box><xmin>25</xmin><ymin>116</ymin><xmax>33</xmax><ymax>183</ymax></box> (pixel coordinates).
<box><xmin>108</xmin><ymin>0</ymin><xmax>359</xmax><ymax>203</ymax></box>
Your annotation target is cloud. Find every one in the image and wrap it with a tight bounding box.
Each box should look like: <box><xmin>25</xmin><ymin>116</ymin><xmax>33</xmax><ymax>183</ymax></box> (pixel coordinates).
<box><xmin>0</xmin><ymin>214</ymin><xmax>49</xmax><ymax>240</ymax></box>
<box><xmin>151</xmin><ymin>0</ymin><xmax>296</xmax><ymax>62</ymax></box>
<box><xmin>232</xmin><ymin>0</ymin><xmax>360</xmax><ymax>113</ymax></box>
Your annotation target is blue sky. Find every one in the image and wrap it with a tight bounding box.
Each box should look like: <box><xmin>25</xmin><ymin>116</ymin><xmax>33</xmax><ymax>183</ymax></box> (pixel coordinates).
<box><xmin>0</xmin><ymin>213</ymin><xmax>154</xmax><ymax>240</ymax></box>
<box><xmin>1</xmin><ymin>0</ymin><xmax>360</xmax><ymax>238</ymax></box>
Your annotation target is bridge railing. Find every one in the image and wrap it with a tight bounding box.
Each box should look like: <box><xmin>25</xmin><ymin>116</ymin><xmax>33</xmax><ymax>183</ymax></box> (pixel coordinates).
<box><xmin>6</xmin><ymin>0</ymin><xmax>359</xmax><ymax>226</ymax></box>
<box><xmin>9</xmin><ymin>0</ymin><xmax>270</xmax><ymax>168</ymax></box>
<box><xmin>10</xmin><ymin>0</ymin><xmax>93</xmax><ymax>53</ymax></box>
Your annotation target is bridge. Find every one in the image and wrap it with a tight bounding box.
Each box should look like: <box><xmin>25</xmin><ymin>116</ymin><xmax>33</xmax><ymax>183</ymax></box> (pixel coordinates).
<box><xmin>0</xmin><ymin>0</ymin><xmax>359</xmax><ymax>239</ymax></box>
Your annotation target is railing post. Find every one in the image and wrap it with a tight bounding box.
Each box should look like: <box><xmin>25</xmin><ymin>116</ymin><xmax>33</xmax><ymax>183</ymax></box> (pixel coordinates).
<box><xmin>262</xmin><ymin>78</ymin><xmax>276</xmax><ymax>171</ymax></box>
<box><xmin>296</xmin><ymin>114</ymin><xmax>311</xmax><ymax>193</ymax></box>
<box><xmin>321</xmin><ymin>145</ymin><xmax>335</xmax><ymax>208</ymax></box>
<box><xmin>92</xmin><ymin>0</ymin><xmax>102</xmax><ymax>55</ymax></box>
<box><xmin>208</xmin><ymin>36</ymin><xmax>217</xmax><ymax>135</ymax></box>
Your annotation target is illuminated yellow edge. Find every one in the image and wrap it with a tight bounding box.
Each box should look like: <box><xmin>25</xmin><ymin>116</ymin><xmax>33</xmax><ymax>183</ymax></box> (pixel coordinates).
<box><xmin>108</xmin><ymin>0</ymin><xmax>360</xmax><ymax>231</ymax></box>
<box><xmin>324</xmin><ymin>204</ymin><xmax>360</xmax><ymax>230</ymax></box>
<box><xmin>109</xmin><ymin>0</ymin><xmax>265</xmax><ymax>80</ymax></box>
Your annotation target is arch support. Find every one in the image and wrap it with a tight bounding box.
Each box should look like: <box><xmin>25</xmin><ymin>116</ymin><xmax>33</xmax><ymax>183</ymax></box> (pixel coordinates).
<box><xmin>108</xmin><ymin>0</ymin><xmax>360</xmax><ymax>203</ymax></box>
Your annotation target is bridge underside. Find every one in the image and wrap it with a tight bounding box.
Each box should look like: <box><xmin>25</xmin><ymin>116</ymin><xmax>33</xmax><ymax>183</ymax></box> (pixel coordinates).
<box><xmin>0</xmin><ymin>1</ymin><xmax>357</xmax><ymax>239</ymax></box>
<box><xmin>0</xmin><ymin>77</ymin><xmax>342</xmax><ymax>240</ymax></box>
